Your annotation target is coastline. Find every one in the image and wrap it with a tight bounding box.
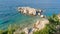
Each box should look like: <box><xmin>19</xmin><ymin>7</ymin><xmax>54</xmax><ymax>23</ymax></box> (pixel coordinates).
<box><xmin>0</xmin><ymin>14</ymin><xmax>60</xmax><ymax>34</ymax></box>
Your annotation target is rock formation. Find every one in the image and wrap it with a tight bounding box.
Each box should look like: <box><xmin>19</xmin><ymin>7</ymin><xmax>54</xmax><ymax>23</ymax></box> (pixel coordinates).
<box><xmin>57</xmin><ymin>14</ymin><xmax>60</xmax><ymax>20</ymax></box>
<box><xmin>33</xmin><ymin>19</ymin><xmax>49</xmax><ymax>31</ymax></box>
<box><xmin>18</xmin><ymin>7</ymin><xmax>43</xmax><ymax>16</ymax></box>
<box><xmin>14</xmin><ymin>19</ymin><xmax>49</xmax><ymax>34</ymax></box>
<box><xmin>23</xmin><ymin>19</ymin><xmax>49</xmax><ymax>34</ymax></box>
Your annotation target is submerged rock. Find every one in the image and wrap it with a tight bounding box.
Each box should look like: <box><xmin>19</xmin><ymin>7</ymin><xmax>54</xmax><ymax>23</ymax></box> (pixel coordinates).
<box><xmin>18</xmin><ymin>7</ymin><xmax>43</xmax><ymax>16</ymax></box>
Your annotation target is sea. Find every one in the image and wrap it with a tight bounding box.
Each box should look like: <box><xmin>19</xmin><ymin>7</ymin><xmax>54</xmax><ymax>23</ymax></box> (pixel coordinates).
<box><xmin>0</xmin><ymin>0</ymin><xmax>60</xmax><ymax>30</ymax></box>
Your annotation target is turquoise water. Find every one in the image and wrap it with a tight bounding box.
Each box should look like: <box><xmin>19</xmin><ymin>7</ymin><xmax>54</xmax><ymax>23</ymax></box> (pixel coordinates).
<box><xmin>0</xmin><ymin>0</ymin><xmax>60</xmax><ymax>30</ymax></box>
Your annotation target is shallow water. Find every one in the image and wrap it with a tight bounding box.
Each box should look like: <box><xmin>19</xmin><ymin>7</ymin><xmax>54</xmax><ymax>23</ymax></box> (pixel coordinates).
<box><xmin>0</xmin><ymin>0</ymin><xmax>60</xmax><ymax>30</ymax></box>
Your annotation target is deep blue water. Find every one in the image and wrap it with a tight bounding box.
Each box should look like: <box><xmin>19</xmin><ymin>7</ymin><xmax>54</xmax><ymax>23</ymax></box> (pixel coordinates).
<box><xmin>0</xmin><ymin>0</ymin><xmax>60</xmax><ymax>30</ymax></box>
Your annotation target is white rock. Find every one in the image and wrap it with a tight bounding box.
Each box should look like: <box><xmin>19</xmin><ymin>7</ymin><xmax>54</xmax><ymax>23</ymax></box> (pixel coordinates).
<box><xmin>57</xmin><ymin>14</ymin><xmax>60</xmax><ymax>20</ymax></box>
<box><xmin>23</xmin><ymin>10</ymin><xmax>27</xmax><ymax>14</ymax></box>
<box><xmin>33</xmin><ymin>19</ymin><xmax>49</xmax><ymax>31</ymax></box>
<box><xmin>18</xmin><ymin>7</ymin><xmax>43</xmax><ymax>16</ymax></box>
<box><xmin>38</xmin><ymin>13</ymin><xmax>40</xmax><ymax>15</ymax></box>
<box><xmin>40</xmin><ymin>15</ymin><xmax>44</xmax><ymax>18</ymax></box>
<box><xmin>23</xmin><ymin>27</ymin><xmax>28</xmax><ymax>34</ymax></box>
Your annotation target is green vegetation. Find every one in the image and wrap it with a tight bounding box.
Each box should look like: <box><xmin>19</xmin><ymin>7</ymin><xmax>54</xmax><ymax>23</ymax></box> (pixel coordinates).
<box><xmin>0</xmin><ymin>24</ymin><xmax>19</xmax><ymax>34</ymax></box>
<box><xmin>20</xmin><ymin>32</ymin><xmax>25</xmax><ymax>34</ymax></box>
<box><xmin>0</xmin><ymin>30</ymin><xmax>4</xmax><ymax>34</ymax></box>
<box><xmin>48</xmin><ymin>14</ymin><xmax>60</xmax><ymax>25</ymax></box>
<box><xmin>33</xmin><ymin>26</ymin><xmax>49</xmax><ymax>34</ymax></box>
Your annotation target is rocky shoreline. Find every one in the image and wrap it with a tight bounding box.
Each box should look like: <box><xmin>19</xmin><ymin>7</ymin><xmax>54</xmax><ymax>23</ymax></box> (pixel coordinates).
<box><xmin>14</xmin><ymin>18</ymin><xmax>49</xmax><ymax>34</ymax></box>
<box><xmin>0</xmin><ymin>8</ymin><xmax>60</xmax><ymax>34</ymax></box>
<box><xmin>13</xmin><ymin>14</ymin><xmax>60</xmax><ymax>34</ymax></box>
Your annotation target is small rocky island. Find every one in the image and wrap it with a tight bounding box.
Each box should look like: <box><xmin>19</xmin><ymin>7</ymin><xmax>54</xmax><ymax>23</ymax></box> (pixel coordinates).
<box><xmin>18</xmin><ymin>7</ymin><xmax>44</xmax><ymax>17</ymax></box>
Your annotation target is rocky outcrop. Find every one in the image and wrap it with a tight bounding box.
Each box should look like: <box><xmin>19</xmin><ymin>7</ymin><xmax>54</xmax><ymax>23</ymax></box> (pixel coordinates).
<box><xmin>14</xmin><ymin>19</ymin><xmax>49</xmax><ymax>34</ymax></box>
<box><xmin>33</xmin><ymin>19</ymin><xmax>49</xmax><ymax>31</ymax></box>
<box><xmin>57</xmin><ymin>14</ymin><xmax>60</xmax><ymax>20</ymax></box>
<box><xmin>25</xmin><ymin>19</ymin><xmax>49</xmax><ymax>34</ymax></box>
<box><xmin>18</xmin><ymin>7</ymin><xmax>43</xmax><ymax>16</ymax></box>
